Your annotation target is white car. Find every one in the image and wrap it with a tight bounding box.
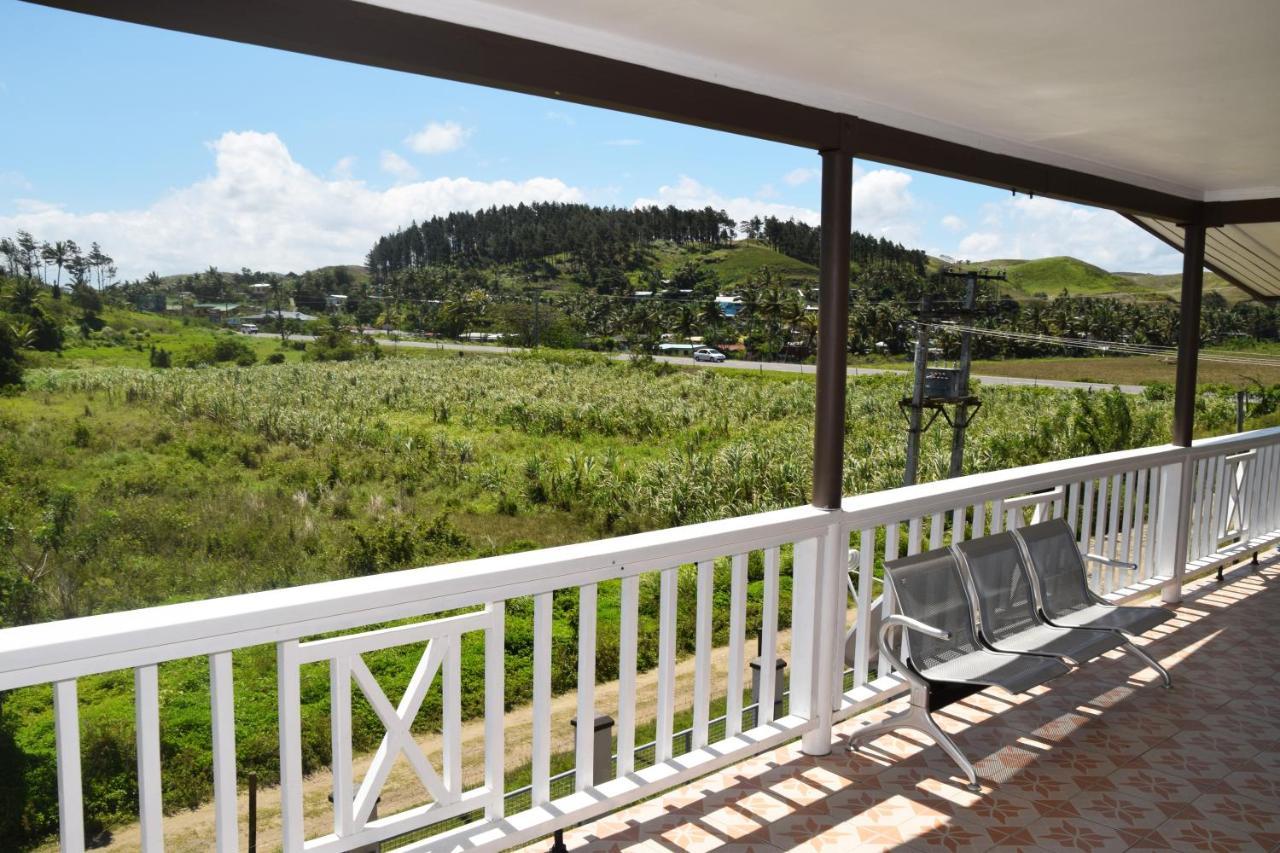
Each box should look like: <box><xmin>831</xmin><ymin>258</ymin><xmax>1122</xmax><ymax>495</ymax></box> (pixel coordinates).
<box><xmin>693</xmin><ymin>347</ymin><xmax>726</xmax><ymax>363</ymax></box>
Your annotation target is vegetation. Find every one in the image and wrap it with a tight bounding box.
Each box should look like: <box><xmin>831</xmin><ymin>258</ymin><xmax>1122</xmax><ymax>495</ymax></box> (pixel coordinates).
<box><xmin>0</xmin><ymin>214</ymin><xmax>1276</xmax><ymax>847</ymax></box>
<box><xmin>0</xmin><ymin>329</ymin><xmax>1225</xmax><ymax>846</ymax></box>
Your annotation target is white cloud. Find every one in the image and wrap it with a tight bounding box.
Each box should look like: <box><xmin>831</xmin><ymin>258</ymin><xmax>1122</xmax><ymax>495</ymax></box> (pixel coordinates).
<box><xmin>851</xmin><ymin>169</ymin><xmax>918</xmax><ymax>243</ymax></box>
<box><xmin>0</xmin><ymin>170</ymin><xmax>31</xmax><ymax>192</ymax></box>
<box><xmin>634</xmin><ymin>175</ymin><xmax>820</xmax><ymax>228</ymax></box>
<box><xmin>604</xmin><ymin>138</ymin><xmax>642</xmax><ymax>147</ymax></box>
<box><xmin>952</xmin><ymin>196</ymin><xmax>1181</xmax><ymax>272</ymax></box>
<box><xmin>634</xmin><ymin>168</ymin><xmax>920</xmax><ymax>243</ymax></box>
<box><xmin>958</xmin><ymin>232</ymin><xmax>1001</xmax><ymax>256</ymax></box>
<box><xmin>941</xmin><ymin>214</ymin><xmax>967</xmax><ymax>232</ymax></box>
<box><xmin>0</xmin><ymin>131</ymin><xmax>584</xmax><ymax>277</ymax></box>
<box><xmin>379</xmin><ymin>150</ymin><xmax>419</xmax><ymax>182</ymax></box>
<box><xmin>331</xmin><ymin>156</ymin><xmax>357</xmax><ymax>179</ymax></box>
<box><xmin>783</xmin><ymin>167</ymin><xmax>818</xmax><ymax>186</ymax></box>
<box><xmin>544</xmin><ymin>110</ymin><xmax>575</xmax><ymax>126</ymax></box>
<box><xmin>405</xmin><ymin>120</ymin><xmax>470</xmax><ymax>155</ymax></box>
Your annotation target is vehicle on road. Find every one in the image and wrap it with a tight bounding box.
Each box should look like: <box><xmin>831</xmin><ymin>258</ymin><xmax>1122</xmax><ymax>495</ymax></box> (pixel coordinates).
<box><xmin>240</xmin><ymin>324</ymin><xmax>258</xmax><ymax>335</ymax></box>
<box><xmin>693</xmin><ymin>347</ymin><xmax>726</xmax><ymax>363</ymax></box>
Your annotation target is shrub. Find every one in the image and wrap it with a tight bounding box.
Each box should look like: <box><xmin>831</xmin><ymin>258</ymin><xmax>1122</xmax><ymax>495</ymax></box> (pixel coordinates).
<box><xmin>182</xmin><ymin>335</ymin><xmax>256</xmax><ymax>367</ymax></box>
<box><xmin>304</xmin><ymin>328</ymin><xmax>380</xmax><ymax>362</ymax></box>
<box><xmin>266</xmin><ymin>352</ymin><xmax>286</xmax><ymax>365</ymax></box>
<box><xmin>147</xmin><ymin>345</ymin><xmax>172</xmax><ymax>368</ymax></box>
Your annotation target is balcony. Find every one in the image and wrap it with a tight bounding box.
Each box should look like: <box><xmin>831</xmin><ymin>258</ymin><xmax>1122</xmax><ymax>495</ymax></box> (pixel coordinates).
<box><xmin>1</xmin><ymin>426</ymin><xmax>1277</xmax><ymax>852</ymax></box>
<box><xmin>522</xmin><ymin>558</ymin><xmax>1280</xmax><ymax>853</ymax></box>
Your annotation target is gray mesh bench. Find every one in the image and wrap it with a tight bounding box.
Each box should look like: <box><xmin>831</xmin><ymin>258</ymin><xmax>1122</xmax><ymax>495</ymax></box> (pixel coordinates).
<box><xmin>955</xmin><ymin>533</ymin><xmax>1126</xmax><ymax>664</ymax></box>
<box><xmin>1013</xmin><ymin>518</ymin><xmax>1173</xmax><ymax>687</ymax></box>
<box><xmin>847</xmin><ymin>547</ymin><xmax>1069</xmax><ymax>790</ymax></box>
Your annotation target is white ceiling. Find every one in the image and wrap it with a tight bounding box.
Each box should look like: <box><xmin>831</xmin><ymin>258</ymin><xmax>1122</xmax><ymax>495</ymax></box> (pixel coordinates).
<box><xmin>362</xmin><ymin>0</ymin><xmax>1280</xmax><ymax>202</ymax></box>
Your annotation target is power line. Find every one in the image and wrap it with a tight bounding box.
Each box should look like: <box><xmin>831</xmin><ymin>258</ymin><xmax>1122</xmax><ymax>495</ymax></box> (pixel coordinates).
<box><xmin>921</xmin><ymin>322</ymin><xmax>1280</xmax><ymax>367</ymax></box>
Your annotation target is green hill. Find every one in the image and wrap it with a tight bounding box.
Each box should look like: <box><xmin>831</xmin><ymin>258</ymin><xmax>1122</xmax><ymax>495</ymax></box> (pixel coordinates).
<box><xmin>651</xmin><ymin>239</ymin><xmax>818</xmax><ymax>288</ymax></box>
<box><xmin>972</xmin><ymin>256</ymin><xmax>1146</xmax><ymax>298</ymax></box>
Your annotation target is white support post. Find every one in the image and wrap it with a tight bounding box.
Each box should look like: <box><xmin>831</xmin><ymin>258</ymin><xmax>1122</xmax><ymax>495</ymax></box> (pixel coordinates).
<box><xmin>794</xmin><ymin>529</ymin><xmax>834</xmax><ymax>755</ymax></box>
<box><xmin>135</xmin><ymin>664</ymin><xmax>164</xmax><ymax>852</ymax></box>
<box><xmin>210</xmin><ymin>652</ymin><xmax>238</xmax><ymax>853</ymax></box>
<box><xmin>1154</xmin><ymin>456</ymin><xmax>1194</xmax><ymax>603</ymax></box>
<box><xmin>484</xmin><ymin>601</ymin><xmax>505</xmax><ymax>818</ymax></box>
<box><xmin>277</xmin><ymin>640</ymin><xmax>304</xmax><ymax>852</ymax></box>
<box><xmin>54</xmin><ymin>679</ymin><xmax>84</xmax><ymax>853</ymax></box>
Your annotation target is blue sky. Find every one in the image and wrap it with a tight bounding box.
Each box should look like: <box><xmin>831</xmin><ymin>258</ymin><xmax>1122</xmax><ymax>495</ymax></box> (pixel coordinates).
<box><xmin>0</xmin><ymin>1</ymin><xmax>1182</xmax><ymax>279</ymax></box>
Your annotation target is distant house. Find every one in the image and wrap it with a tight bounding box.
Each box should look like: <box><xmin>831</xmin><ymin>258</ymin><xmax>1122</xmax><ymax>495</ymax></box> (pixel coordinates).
<box><xmin>192</xmin><ymin>302</ymin><xmax>242</xmax><ymax>324</ymax></box>
<box><xmin>133</xmin><ymin>293</ymin><xmax>167</xmax><ymax>313</ymax></box>
<box><xmin>715</xmin><ymin>294</ymin><xmax>743</xmax><ymax>317</ymax></box>
<box><xmin>325</xmin><ymin>294</ymin><xmax>349</xmax><ymax>310</ymax></box>
<box><xmin>249</xmin><ymin>282</ymin><xmax>273</xmax><ymax>298</ymax></box>
<box><xmin>242</xmin><ymin>309</ymin><xmax>317</xmax><ymax>323</ymax></box>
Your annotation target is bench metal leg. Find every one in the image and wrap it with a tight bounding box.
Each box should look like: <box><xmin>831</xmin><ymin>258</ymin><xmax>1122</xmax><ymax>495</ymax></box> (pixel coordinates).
<box><xmin>847</xmin><ymin>704</ymin><xmax>981</xmax><ymax>792</ymax></box>
<box><xmin>1121</xmin><ymin>636</ymin><xmax>1172</xmax><ymax>688</ymax></box>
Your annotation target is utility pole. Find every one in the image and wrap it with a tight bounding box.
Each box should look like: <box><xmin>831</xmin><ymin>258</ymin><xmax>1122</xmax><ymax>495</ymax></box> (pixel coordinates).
<box><xmin>901</xmin><ymin>269</ymin><xmax>1002</xmax><ymax>486</ymax></box>
<box><xmin>948</xmin><ymin>271</ymin><xmax>979</xmax><ymax>478</ymax></box>
<box><xmin>903</xmin><ymin>293</ymin><xmax>932</xmax><ymax>487</ymax></box>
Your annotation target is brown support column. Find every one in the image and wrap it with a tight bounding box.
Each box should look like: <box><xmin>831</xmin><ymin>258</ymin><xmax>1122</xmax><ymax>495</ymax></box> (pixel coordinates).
<box><xmin>811</xmin><ymin>147</ymin><xmax>853</xmax><ymax>509</ymax></box>
<box><xmin>1172</xmin><ymin>222</ymin><xmax>1205</xmax><ymax>447</ymax></box>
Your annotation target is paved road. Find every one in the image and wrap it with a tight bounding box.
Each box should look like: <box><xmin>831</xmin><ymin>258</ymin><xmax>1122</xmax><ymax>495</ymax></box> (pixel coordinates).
<box><xmin>253</xmin><ymin>333</ymin><xmax>1144</xmax><ymax>395</ymax></box>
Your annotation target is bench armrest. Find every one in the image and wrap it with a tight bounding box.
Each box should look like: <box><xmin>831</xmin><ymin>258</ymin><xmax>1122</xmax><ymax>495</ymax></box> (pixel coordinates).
<box><xmin>883</xmin><ymin>613</ymin><xmax>951</xmax><ymax>641</ymax></box>
<box><xmin>1084</xmin><ymin>553</ymin><xmax>1138</xmax><ymax>570</ymax></box>
<box><xmin>878</xmin><ymin>615</ymin><xmax>950</xmax><ymax>690</ymax></box>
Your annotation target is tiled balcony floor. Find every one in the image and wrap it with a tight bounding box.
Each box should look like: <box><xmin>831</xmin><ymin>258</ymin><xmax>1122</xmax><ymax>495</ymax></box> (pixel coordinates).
<box><xmin>524</xmin><ymin>556</ymin><xmax>1280</xmax><ymax>852</ymax></box>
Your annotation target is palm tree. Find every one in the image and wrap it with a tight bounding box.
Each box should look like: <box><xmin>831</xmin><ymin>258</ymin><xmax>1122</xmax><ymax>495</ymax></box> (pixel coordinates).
<box><xmin>42</xmin><ymin>241</ymin><xmax>69</xmax><ymax>300</ymax></box>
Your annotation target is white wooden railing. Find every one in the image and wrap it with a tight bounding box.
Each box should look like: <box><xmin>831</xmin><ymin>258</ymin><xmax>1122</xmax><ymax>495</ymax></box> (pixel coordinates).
<box><xmin>2</xmin><ymin>427</ymin><xmax>1279</xmax><ymax>852</ymax></box>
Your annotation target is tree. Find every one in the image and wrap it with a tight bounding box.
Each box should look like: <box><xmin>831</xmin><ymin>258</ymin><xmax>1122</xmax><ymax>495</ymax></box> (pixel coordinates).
<box><xmin>15</xmin><ymin>231</ymin><xmax>38</xmax><ymax>280</ymax></box>
<box><xmin>41</xmin><ymin>240</ymin><xmax>70</xmax><ymax>299</ymax></box>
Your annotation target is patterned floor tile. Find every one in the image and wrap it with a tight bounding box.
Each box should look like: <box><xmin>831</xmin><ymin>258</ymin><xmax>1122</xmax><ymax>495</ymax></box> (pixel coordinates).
<box><xmin>1108</xmin><ymin>766</ymin><xmax>1206</xmax><ymax>804</ymax></box>
<box><xmin>1068</xmin><ymin>789</ymin><xmax>1183</xmax><ymax>831</ymax></box>
<box><xmin>1223</xmin><ymin>770</ymin><xmax>1280</xmax><ymax>807</ymax></box>
<box><xmin>986</xmin><ymin>816</ymin><xmax>1134</xmax><ymax>852</ymax></box>
<box><xmin>1183</xmin><ymin>792</ymin><xmax>1280</xmax><ymax>836</ymax></box>
<box><xmin>1141</xmin><ymin>817</ymin><xmax>1279</xmax><ymax>852</ymax></box>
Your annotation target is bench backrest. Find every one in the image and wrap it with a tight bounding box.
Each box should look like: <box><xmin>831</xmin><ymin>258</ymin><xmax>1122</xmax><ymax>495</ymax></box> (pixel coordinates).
<box><xmin>954</xmin><ymin>532</ymin><xmax>1043</xmax><ymax>643</ymax></box>
<box><xmin>1013</xmin><ymin>518</ymin><xmax>1094</xmax><ymax>618</ymax></box>
<box><xmin>884</xmin><ymin>548</ymin><xmax>982</xmax><ymax>671</ymax></box>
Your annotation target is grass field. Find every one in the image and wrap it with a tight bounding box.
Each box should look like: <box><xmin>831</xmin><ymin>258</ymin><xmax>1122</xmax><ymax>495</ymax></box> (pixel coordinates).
<box><xmin>968</xmin><ymin>354</ymin><xmax>1280</xmax><ymax>388</ymax></box>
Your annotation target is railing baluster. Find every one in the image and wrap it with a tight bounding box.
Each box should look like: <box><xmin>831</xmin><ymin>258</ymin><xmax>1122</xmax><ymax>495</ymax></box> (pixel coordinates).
<box><xmin>929</xmin><ymin>511</ymin><xmax>945</xmax><ymax>549</ymax></box>
<box><xmin>971</xmin><ymin>501</ymin><xmax>986</xmax><ymax>538</ymax></box>
<box><xmin>991</xmin><ymin>497</ymin><xmax>1005</xmax><ymax>533</ymax></box>
<box><xmin>54</xmin><ymin>679</ymin><xmax>84</xmax><ymax>853</ymax></box>
<box><xmin>445</xmin><ymin>634</ymin><xmax>463</xmax><ymax>798</ymax></box>
<box><xmin>759</xmin><ymin>547</ymin><xmax>780</xmax><ymax>724</ymax></box>
<box><xmin>329</xmin><ymin>656</ymin><xmax>353</xmax><ymax>837</ymax></box>
<box><xmin>616</xmin><ymin>574</ymin><xmax>640</xmax><ymax>772</ymax></box>
<box><xmin>655</xmin><ymin>567</ymin><xmax>678</xmax><ymax>760</ymax></box>
<box><xmin>724</xmin><ymin>555</ymin><xmax>747</xmax><ymax>739</ymax></box>
<box><xmin>531</xmin><ymin>592</ymin><xmax>552</xmax><ymax>805</ymax></box>
<box><xmin>1080</xmin><ymin>479</ymin><xmax>1095</xmax><ymax>552</ymax></box>
<box><xmin>907</xmin><ymin>516</ymin><xmax>923</xmax><ymax>555</ymax></box>
<box><xmin>135</xmin><ymin>664</ymin><xmax>164</xmax><ymax>852</ymax></box>
<box><xmin>951</xmin><ymin>505</ymin><xmax>967</xmax><ymax>544</ymax></box>
<box><xmin>1214</xmin><ymin>453</ymin><xmax>1233</xmax><ymax>543</ymax></box>
<box><xmin>277</xmin><ymin>640</ymin><xmax>304</xmax><ymax>852</ymax></box>
<box><xmin>692</xmin><ymin>560</ymin><xmax>714</xmax><ymax>749</ymax></box>
<box><xmin>575</xmin><ymin>583</ymin><xmax>597</xmax><ymax>790</ymax></box>
<box><xmin>1133</xmin><ymin>468</ymin><xmax>1150</xmax><ymax>575</ymax></box>
<box><xmin>1067</xmin><ymin>481</ymin><xmax>1081</xmax><ymax>534</ymax></box>
<box><xmin>853</xmin><ymin>528</ymin><xmax>875</xmax><ymax>688</ymax></box>
<box><xmin>1092</xmin><ymin>477</ymin><xmax>1109</xmax><ymax>588</ymax></box>
<box><xmin>881</xmin><ymin>524</ymin><xmax>899</xmax><ymax>676</ymax></box>
<box><xmin>1191</xmin><ymin>456</ymin><xmax>1210</xmax><ymax>560</ymax></box>
<box><xmin>1105</xmin><ymin>474</ymin><xmax>1121</xmax><ymax>561</ymax></box>
<box><xmin>210</xmin><ymin>651</ymin><xmax>238</xmax><ymax>853</ymax></box>
<box><xmin>1118</xmin><ymin>471</ymin><xmax>1135</xmax><ymax>581</ymax></box>
<box><xmin>485</xmin><ymin>601</ymin><xmax>505</xmax><ymax>818</ymax></box>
